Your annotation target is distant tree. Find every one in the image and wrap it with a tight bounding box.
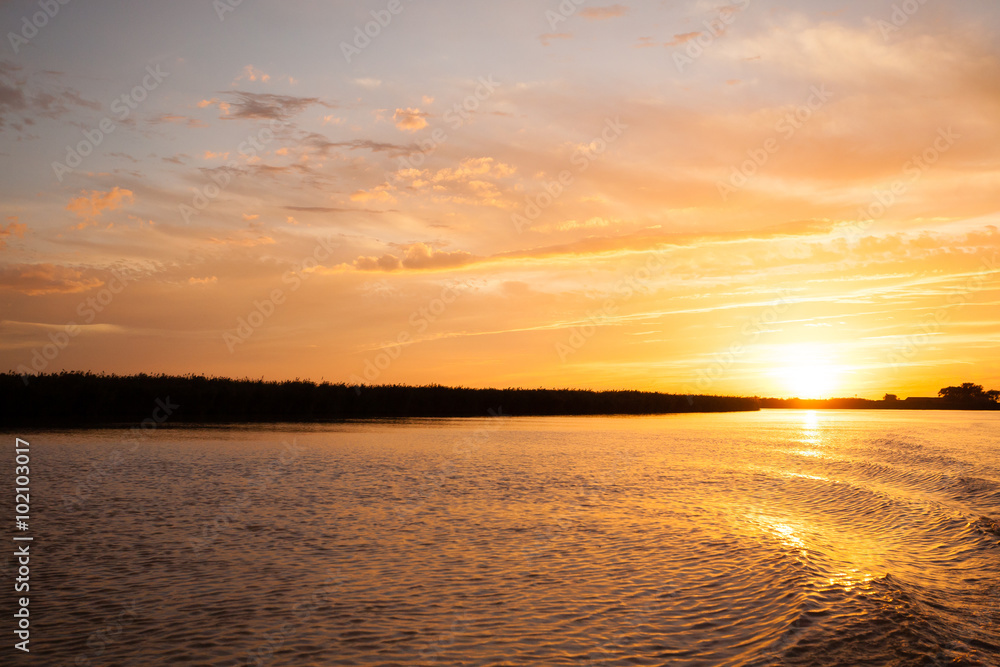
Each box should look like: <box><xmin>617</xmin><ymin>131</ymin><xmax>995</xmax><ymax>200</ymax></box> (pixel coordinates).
<box><xmin>939</xmin><ymin>383</ymin><xmax>987</xmax><ymax>402</ymax></box>
<box><xmin>988</xmin><ymin>390</ymin><xmax>1000</xmax><ymax>404</ymax></box>
<box><xmin>883</xmin><ymin>394</ymin><xmax>898</xmax><ymax>401</ymax></box>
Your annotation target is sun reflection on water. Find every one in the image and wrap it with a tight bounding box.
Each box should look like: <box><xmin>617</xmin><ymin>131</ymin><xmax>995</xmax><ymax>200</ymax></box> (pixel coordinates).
<box><xmin>826</xmin><ymin>569</ymin><xmax>877</xmax><ymax>592</ymax></box>
<box><xmin>784</xmin><ymin>410</ymin><xmax>830</xmax><ymax>459</ymax></box>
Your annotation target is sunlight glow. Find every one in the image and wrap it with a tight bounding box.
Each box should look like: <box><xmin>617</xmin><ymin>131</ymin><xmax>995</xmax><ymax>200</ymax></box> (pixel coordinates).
<box><xmin>775</xmin><ymin>344</ymin><xmax>842</xmax><ymax>398</ymax></box>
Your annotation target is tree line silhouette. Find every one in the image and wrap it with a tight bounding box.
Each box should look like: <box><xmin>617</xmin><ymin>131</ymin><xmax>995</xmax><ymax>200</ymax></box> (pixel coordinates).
<box><xmin>0</xmin><ymin>372</ymin><xmax>760</xmax><ymax>427</ymax></box>
<box><xmin>760</xmin><ymin>382</ymin><xmax>1000</xmax><ymax>410</ymax></box>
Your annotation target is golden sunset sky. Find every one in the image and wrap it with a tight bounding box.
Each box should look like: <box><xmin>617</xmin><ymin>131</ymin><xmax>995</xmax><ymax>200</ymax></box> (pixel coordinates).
<box><xmin>1</xmin><ymin>0</ymin><xmax>999</xmax><ymax>398</ymax></box>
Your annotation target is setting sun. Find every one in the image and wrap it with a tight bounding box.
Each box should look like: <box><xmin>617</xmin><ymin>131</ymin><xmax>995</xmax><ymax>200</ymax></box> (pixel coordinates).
<box><xmin>775</xmin><ymin>344</ymin><xmax>843</xmax><ymax>399</ymax></box>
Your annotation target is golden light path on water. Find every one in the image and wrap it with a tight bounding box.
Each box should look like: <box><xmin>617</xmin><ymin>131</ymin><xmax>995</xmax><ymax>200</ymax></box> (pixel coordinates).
<box><xmin>14</xmin><ymin>410</ymin><xmax>1000</xmax><ymax>665</ymax></box>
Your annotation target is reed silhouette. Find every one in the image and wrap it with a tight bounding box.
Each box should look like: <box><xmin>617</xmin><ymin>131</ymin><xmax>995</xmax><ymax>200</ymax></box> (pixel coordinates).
<box><xmin>0</xmin><ymin>372</ymin><xmax>760</xmax><ymax>427</ymax></box>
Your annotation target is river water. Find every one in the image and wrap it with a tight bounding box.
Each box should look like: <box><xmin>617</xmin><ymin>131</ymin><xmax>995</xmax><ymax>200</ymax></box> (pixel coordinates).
<box><xmin>10</xmin><ymin>410</ymin><xmax>1000</xmax><ymax>665</ymax></box>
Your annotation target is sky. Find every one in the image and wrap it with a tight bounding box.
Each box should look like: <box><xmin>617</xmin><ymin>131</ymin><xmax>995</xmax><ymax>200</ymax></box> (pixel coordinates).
<box><xmin>1</xmin><ymin>0</ymin><xmax>999</xmax><ymax>399</ymax></box>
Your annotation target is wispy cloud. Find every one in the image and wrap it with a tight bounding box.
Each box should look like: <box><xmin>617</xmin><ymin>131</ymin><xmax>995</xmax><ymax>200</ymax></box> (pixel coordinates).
<box><xmin>580</xmin><ymin>5</ymin><xmax>628</xmax><ymax>20</ymax></box>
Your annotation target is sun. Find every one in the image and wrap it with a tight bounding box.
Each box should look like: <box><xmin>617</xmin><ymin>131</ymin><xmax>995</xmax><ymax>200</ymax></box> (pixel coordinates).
<box><xmin>775</xmin><ymin>344</ymin><xmax>842</xmax><ymax>399</ymax></box>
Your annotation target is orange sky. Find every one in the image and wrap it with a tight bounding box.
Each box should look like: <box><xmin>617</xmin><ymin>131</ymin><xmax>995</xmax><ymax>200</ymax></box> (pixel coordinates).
<box><xmin>1</xmin><ymin>1</ymin><xmax>999</xmax><ymax>398</ymax></box>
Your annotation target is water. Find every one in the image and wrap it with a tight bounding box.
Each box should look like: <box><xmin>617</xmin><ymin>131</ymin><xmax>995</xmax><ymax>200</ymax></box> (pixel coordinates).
<box><xmin>7</xmin><ymin>410</ymin><xmax>1000</xmax><ymax>665</ymax></box>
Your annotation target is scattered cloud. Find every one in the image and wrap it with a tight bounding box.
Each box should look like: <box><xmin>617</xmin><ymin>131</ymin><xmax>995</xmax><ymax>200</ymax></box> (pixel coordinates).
<box><xmin>150</xmin><ymin>113</ymin><xmax>208</xmax><ymax>128</ymax></box>
<box><xmin>392</xmin><ymin>107</ymin><xmax>429</xmax><ymax>132</ymax></box>
<box><xmin>0</xmin><ymin>60</ymin><xmax>100</xmax><ymax>131</ymax></box>
<box><xmin>0</xmin><ymin>217</ymin><xmax>27</xmax><ymax>249</ymax></box>
<box><xmin>66</xmin><ymin>187</ymin><xmax>134</xmax><ymax>220</ymax></box>
<box><xmin>580</xmin><ymin>5</ymin><xmax>628</xmax><ymax>20</ymax></box>
<box><xmin>535</xmin><ymin>217</ymin><xmax>617</xmax><ymax>233</ymax></box>
<box><xmin>201</xmin><ymin>91</ymin><xmax>331</xmax><ymax>121</ymax></box>
<box><xmin>352</xmin><ymin>78</ymin><xmax>382</xmax><ymax>89</ymax></box>
<box><xmin>665</xmin><ymin>32</ymin><xmax>702</xmax><ymax>47</ymax></box>
<box><xmin>233</xmin><ymin>65</ymin><xmax>271</xmax><ymax>85</ymax></box>
<box><xmin>351</xmin><ymin>243</ymin><xmax>476</xmax><ymax>272</ymax></box>
<box><xmin>540</xmin><ymin>32</ymin><xmax>572</xmax><ymax>46</ymax></box>
<box><xmin>350</xmin><ymin>183</ymin><xmax>397</xmax><ymax>204</ymax></box>
<box><xmin>207</xmin><ymin>235</ymin><xmax>276</xmax><ymax>247</ymax></box>
<box><xmin>188</xmin><ymin>276</ymin><xmax>218</xmax><ymax>285</ymax></box>
<box><xmin>0</xmin><ymin>263</ymin><xmax>104</xmax><ymax>295</ymax></box>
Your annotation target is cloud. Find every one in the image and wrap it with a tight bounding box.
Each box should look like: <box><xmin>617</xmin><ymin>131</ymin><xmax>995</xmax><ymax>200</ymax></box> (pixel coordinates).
<box><xmin>149</xmin><ymin>113</ymin><xmax>208</xmax><ymax>128</ymax></box>
<box><xmin>233</xmin><ymin>65</ymin><xmax>271</xmax><ymax>85</ymax></box>
<box><xmin>66</xmin><ymin>187</ymin><xmax>134</xmax><ymax>220</ymax></box>
<box><xmin>188</xmin><ymin>276</ymin><xmax>218</xmax><ymax>285</ymax></box>
<box><xmin>534</xmin><ymin>217</ymin><xmax>617</xmax><ymax>233</ymax></box>
<box><xmin>0</xmin><ymin>216</ymin><xmax>26</xmax><ymax>249</ymax></box>
<box><xmin>352</xmin><ymin>78</ymin><xmax>382</xmax><ymax>89</ymax></box>
<box><xmin>284</xmin><ymin>206</ymin><xmax>351</xmax><ymax>213</ymax></box>
<box><xmin>0</xmin><ymin>60</ymin><xmax>100</xmax><ymax>131</ymax></box>
<box><xmin>580</xmin><ymin>5</ymin><xmax>628</xmax><ymax>20</ymax></box>
<box><xmin>423</xmin><ymin>157</ymin><xmax>516</xmax><ymax>182</ymax></box>
<box><xmin>351</xmin><ymin>243</ymin><xmax>476</xmax><ymax>272</ymax></box>
<box><xmin>293</xmin><ymin>131</ymin><xmax>412</xmax><ymax>157</ymax></box>
<box><xmin>393</xmin><ymin>107</ymin><xmax>429</xmax><ymax>132</ymax></box>
<box><xmin>665</xmin><ymin>32</ymin><xmax>702</xmax><ymax>47</ymax></box>
<box><xmin>201</xmin><ymin>91</ymin><xmax>331</xmax><ymax>121</ymax></box>
<box><xmin>208</xmin><ymin>235</ymin><xmax>276</xmax><ymax>247</ymax></box>
<box><xmin>0</xmin><ymin>263</ymin><xmax>104</xmax><ymax>295</ymax></box>
<box><xmin>540</xmin><ymin>33</ymin><xmax>573</xmax><ymax>46</ymax></box>
<box><xmin>391</xmin><ymin>157</ymin><xmax>517</xmax><ymax>207</ymax></box>
<box><xmin>350</xmin><ymin>183</ymin><xmax>397</xmax><ymax>204</ymax></box>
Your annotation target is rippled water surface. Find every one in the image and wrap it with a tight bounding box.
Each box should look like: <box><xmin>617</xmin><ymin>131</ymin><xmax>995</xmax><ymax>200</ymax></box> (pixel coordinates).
<box><xmin>10</xmin><ymin>410</ymin><xmax>1000</xmax><ymax>665</ymax></box>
